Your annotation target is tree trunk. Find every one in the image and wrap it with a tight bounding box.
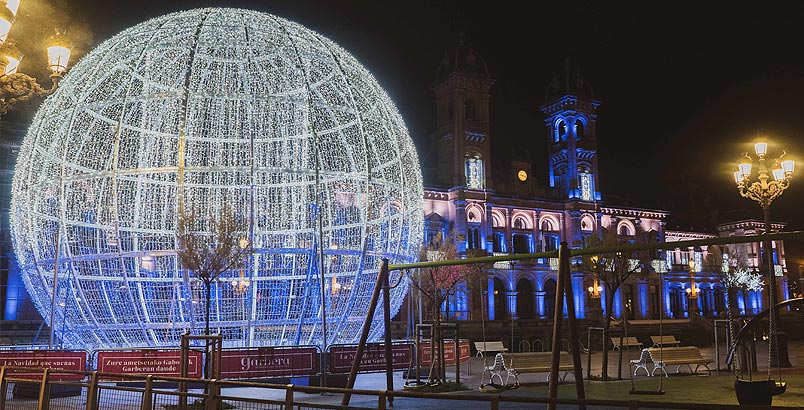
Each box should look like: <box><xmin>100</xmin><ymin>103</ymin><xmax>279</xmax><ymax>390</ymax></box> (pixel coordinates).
<box><xmin>205</xmin><ymin>280</ymin><xmax>212</xmax><ymax>335</ymax></box>
<box><xmin>435</xmin><ymin>298</ymin><xmax>445</xmax><ymax>383</ymax></box>
<box><xmin>601</xmin><ymin>287</ymin><xmax>615</xmax><ymax>381</ymax></box>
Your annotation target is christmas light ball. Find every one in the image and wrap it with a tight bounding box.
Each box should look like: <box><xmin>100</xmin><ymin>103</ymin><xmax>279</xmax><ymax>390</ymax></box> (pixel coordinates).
<box><xmin>11</xmin><ymin>8</ymin><xmax>422</xmax><ymax>350</ymax></box>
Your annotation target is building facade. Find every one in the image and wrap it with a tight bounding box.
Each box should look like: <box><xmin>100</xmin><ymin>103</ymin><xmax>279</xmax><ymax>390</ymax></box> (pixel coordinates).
<box><xmin>421</xmin><ymin>43</ymin><xmax>789</xmax><ymax>323</ymax></box>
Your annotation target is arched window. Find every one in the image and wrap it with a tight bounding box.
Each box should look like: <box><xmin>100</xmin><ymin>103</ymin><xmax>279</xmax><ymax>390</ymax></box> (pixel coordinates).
<box><xmin>555</xmin><ymin>120</ymin><xmax>566</xmax><ymax>142</ymax></box>
<box><xmin>516</xmin><ymin>279</ymin><xmax>535</xmax><ymax>318</ymax></box>
<box><xmin>493</xmin><ymin>277</ymin><xmax>507</xmax><ymax>319</ymax></box>
<box><xmin>544</xmin><ymin>279</ymin><xmax>557</xmax><ymax>318</ymax></box>
<box><xmin>575</xmin><ymin>119</ymin><xmax>584</xmax><ymax>139</ymax></box>
<box><xmin>465</xmin><ymin>99</ymin><xmax>477</xmax><ymax>120</ymax></box>
<box><xmin>541</xmin><ymin>219</ymin><xmax>554</xmax><ymax>232</ymax></box>
<box><xmin>467</xmin><ymin>211</ymin><xmax>478</xmax><ymax>222</ymax></box>
<box><xmin>465</xmin><ymin>153</ymin><xmax>484</xmax><ymax>189</ymax></box>
<box><xmin>581</xmin><ymin>217</ymin><xmax>593</xmax><ymax>232</ymax></box>
<box><xmin>513</xmin><ymin>217</ymin><xmax>526</xmax><ymax>230</ymax></box>
<box><xmin>619</xmin><ymin>224</ymin><xmax>633</xmax><ymax>236</ymax></box>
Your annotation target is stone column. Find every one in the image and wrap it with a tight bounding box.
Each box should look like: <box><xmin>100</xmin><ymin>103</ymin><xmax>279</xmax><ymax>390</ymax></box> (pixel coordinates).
<box><xmin>505</xmin><ymin>208</ymin><xmax>512</xmax><ymax>254</ymax></box>
<box><xmin>535</xmin><ymin>290</ymin><xmax>547</xmax><ymax>319</ymax></box>
<box><xmin>484</xmin><ymin>202</ymin><xmax>494</xmax><ymax>252</ymax></box>
<box><xmin>637</xmin><ymin>279</ymin><xmax>649</xmax><ymax>319</ymax></box>
<box><xmin>569</xmin><ymin>210</ymin><xmax>582</xmax><ymax>249</ymax></box>
<box><xmin>507</xmin><ymin>291</ymin><xmax>518</xmax><ymax>320</ymax></box>
<box><xmin>453</xmin><ymin>198</ymin><xmax>467</xmax><ymax>253</ymax></box>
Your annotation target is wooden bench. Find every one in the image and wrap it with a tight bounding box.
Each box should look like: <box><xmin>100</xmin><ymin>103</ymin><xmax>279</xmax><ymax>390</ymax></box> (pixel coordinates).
<box><xmin>650</xmin><ymin>335</ymin><xmax>681</xmax><ymax>347</ymax></box>
<box><xmin>502</xmin><ymin>351</ymin><xmax>575</xmax><ymax>383</ymax></box>
<box><xmin>611</xmin><ymin>336</ymin><xmax>642</xmax><ymax>351</ymax></box>
<box><xmin>647</xmin><ymin>346</ymin><xmax>713</xmax><ymax>376</ymax></box>
<box><xmin>474</xmin><ymin>341</ymin><xmax>508</xmax><ymax>357</ymax></box>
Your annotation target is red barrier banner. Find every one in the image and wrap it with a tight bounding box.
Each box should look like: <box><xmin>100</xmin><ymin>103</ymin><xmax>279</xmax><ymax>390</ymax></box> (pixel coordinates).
<box><xmin>96</xmin><ymin>350</ymin><xmax>203</xmax><ymax>380</ymax></box>
<box><xmin>419</xmin><ymin>339</ymin><xmax>470</xmax><ymax>366</ymax></box>
<box><xmin>328</xmin><ymin>343</ymin><xmax>413</xmax><ymax>374</ymax></box>
<box><xmin>220</xmin><ymin>347</ymin><xmax>319</xmax><ymax>379</ymax></box>
<box><xmin>0</xmin><ymin>350</ymin><xmax>87</xmax><ymax>380</ymax></box>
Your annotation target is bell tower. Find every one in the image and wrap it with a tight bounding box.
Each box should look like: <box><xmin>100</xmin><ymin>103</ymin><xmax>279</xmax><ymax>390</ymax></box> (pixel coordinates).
<box><xmin>433</xmin><ymin>34</ymin><xmax>494</xmax><ymax>189</ymax></box>
<box><xmin>540</xmin><ymin>60</ymin><xmax>601</xmax><ymax>201</ymax></box>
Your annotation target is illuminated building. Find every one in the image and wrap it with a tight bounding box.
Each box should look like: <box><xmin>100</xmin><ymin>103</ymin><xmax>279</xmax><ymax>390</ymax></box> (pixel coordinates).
<box><xmin>423</xmin><ymin>44</ymin><xmax>789</xmax><ymax>322</ymax></box>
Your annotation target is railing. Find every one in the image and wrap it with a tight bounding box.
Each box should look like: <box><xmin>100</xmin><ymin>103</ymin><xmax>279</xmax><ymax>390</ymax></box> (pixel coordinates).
<box><xmin>1</xmin><ymin>366</ymin><xmax>801</xmax><ymax>410</ymax></box>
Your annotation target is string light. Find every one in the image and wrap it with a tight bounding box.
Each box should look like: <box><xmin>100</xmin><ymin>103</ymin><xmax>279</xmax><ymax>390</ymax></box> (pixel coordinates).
<box><xmin>11</xmin><ymin>8</ymin><xmax>423</xmax><ymax>350</ymax></box>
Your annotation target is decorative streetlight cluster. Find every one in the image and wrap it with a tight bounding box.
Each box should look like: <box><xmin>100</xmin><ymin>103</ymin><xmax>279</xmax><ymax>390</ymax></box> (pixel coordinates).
<box><xmin>734</xmin><ymin>139</ymin><xmax>795</xmax><ymax>368</ymax></box>
<box><xmin>685</xmin><ymin>259</ymin><xmax>700</xmax><ymax>299</ymax></box>
<box><xmin>734</xmin><ymin>142</ymin><xmax>795</xmax><ymax>208</ymax></box>
<box><xmin>587</xmin><ymin>256</ymin><xmax>602</xmax><ymax>298</ymax></box>
<box><xmin>0</xmin><ymin>0</ymin><xmax>71</xmax><ymax>114</ymax></box>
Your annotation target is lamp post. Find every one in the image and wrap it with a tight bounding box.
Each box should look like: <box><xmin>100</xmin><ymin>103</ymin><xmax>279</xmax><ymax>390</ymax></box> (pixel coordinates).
<box><xmin>734</xmin><ymin>140</ymin><xmax>794</xmax><ymax>367</ymax></box>
<box><xmin>686</xmin><ymin>259</ymin><xmax>700</xmax><ymax>316</ymax></box>
<box><xmin>237</xmin><ymin>237</ymin><xmax>251</xmax><ymax>346</ymax></box>
<box><xmin>0</xmin><ymin>0</ymin><xmax>73</xmax><ymax>114</ymax></box>
<box><xmin>7</xmin><ymin>0</ymin><xmax>73</xmax><ymax>348</ymax></box>
<box><xmin>587</xmin><ymin>256</ymin><xmax>603</xmax><ymax>323</ymax></box>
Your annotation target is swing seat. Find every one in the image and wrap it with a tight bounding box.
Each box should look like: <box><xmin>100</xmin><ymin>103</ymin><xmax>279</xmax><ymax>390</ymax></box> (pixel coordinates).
<box><xmin>629</xmin><ymin>388</ymin><xmax>665</xmax><ymax>395</ymax></box>
<box><xmin>773</xmin><ymin>380</ymin><xmax>786</xmax><ymax>395</ymax></box>
<box><xmin>403</xmin><ymin>380</ymin><xmax>428</xmax><ymax>390</ymax></box>
<box><xmin>734</xmin><ymin>379</ymin><xmax>773</xmax><ymax>406</ymax></box>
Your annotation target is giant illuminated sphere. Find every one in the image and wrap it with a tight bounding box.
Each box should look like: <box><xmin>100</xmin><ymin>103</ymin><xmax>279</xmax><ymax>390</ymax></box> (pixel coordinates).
<box><xmin>11</xmin><ymin>8</ymin><xmax>423</xmax><ymax>350</ymax></box>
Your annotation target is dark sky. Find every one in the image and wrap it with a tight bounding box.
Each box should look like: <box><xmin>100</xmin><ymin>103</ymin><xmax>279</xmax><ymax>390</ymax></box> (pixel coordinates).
<box><xmin>51</xmin><ymin>1</ymin><xmax>804</xmax><ymax>267</ymax></box>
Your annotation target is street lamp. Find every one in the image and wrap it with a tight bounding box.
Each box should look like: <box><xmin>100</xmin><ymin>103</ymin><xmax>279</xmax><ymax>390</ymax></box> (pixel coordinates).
<box><xmin>0</xmin><ymin>1</ymin><xmax>72</xmax><ymax>115</ymax></box>
<box><xmin>587</xmin><ymin>277</ymin><xmax>602</xmax><ymax>299</ymax></box>
<box><xmin>734</xmin><ymin>139</ymin><xmax>794</xmax><ymax>367</ymax></box>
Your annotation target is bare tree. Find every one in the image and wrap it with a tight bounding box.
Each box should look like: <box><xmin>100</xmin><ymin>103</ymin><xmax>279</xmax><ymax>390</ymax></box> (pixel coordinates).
<box><xmin>176</xmin><ymin>203</ymin><xmax>249</xmax><ymax>336</ymax></box>
<box><xmin>584</xmin><ymin>227</ymin><xmax>656</xmax><ymax>381</ymax></box>
<box><xmin>409</xmin><ymin>233</ymin><xmax>486</xmax><ymax>384</ymax></box>
<box><xmin>705</xmin><ymin>245</ymin><xmax>762</xmax><ymax>373</ymax></box>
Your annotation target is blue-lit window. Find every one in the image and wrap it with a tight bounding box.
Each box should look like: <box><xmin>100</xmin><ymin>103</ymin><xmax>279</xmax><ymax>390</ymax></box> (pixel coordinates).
<box><xmin>580</xmin><ymin>172</ymin><xmax>593</xmax><ymax>201</ymax></box>
<box><xmin>555</xmin><ymin>120</ymin><xmax>566</xmax><ymax>142</ymax></box>
<box><xmin>544</xmin><ymin>235</ymin><xmax>559</xmax><ymax>251</ymax></box>
<box><xmin>465</xmin><ymin>99</ymin><xmax>477</xmax><ymax>120</ymax></box>
<box><xmin>467</xmin><ymin>225</ymin><xmax>481</xmax><ymax>250</ymax></box>
<box><xmin>513</xmin><ymin>233</ymin><xmax>532</xmax><ymax>254</ymax></box>
<box><xmin>465</xmin><ymin>153</ymin><xmax>484</xmax><ymax>189</ymax></box>
<box><xmin>493</xmin><ymin>231</ymin><xmax>507</xmax><ymax>253</ymax></box>
<box><xmin>575</xmin><ymin>119</ymin><xmax>584</xmax><ymax>139</ymax></box>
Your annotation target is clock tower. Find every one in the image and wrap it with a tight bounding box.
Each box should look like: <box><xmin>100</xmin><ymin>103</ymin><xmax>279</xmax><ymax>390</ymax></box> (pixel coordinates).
<box><xmin>433</xmin><ymin>34</ymin><xmax>494</xmax><ymax>189</ymax></box>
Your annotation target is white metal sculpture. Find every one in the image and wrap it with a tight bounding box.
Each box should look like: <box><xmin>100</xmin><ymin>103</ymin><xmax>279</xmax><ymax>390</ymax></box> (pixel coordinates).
<box><xmin>11</xmin><ymin>8</ymin><xmax>423</xmax><ymax>350</ymax></box>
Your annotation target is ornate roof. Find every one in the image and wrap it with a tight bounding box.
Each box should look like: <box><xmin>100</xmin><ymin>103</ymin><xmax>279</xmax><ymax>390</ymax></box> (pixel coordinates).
<box><xmin>435</xmin><ymin>31</ymin><xmax>489</xmax><ymax>82</ymax></box>
<box><xmin>545</xmin><ymin>58</ymin><xmax>594</xmax><ymax>103</ymax></box>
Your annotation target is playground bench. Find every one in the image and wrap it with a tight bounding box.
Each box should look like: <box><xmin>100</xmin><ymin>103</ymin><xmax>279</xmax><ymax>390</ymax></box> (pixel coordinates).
<box><xmin>647</xmin><ymin>346</ymin><xmax>713</xmax><ymax>376</ymax></box>
<box><xmin>474</xmin><ymin>341</ymin><xmax>508</xmax><ymax>357</ymax></box>
<box><xmin>611</xmin><ymin>336</ymin><xmax>642</xmax><ymax>350</ymax></box>
<box><xmin>502</xmin><ymin>351</ymin><xmax>575</xmax><ymax>382</ymax></box>
<box><xmin>650</xmin><ymin>335</ymin><xmax>681</xmax><ymax>347</ymax></box>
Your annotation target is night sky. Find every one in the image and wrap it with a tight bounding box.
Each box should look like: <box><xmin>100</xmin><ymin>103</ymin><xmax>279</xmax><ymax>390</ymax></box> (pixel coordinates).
<box><xmin>23</xmin><ymin>1</ymin><xmax>804</xmax><ymax>268</ymax></box>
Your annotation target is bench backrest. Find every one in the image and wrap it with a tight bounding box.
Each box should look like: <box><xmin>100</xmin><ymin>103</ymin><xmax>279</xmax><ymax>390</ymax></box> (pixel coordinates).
<box><xmin>648</xmin><ymin>346</ymin><xmax>704</xmax><ymax>361</ymax></box>
<box><xmin>651</xmin><ymin>335</ymin><xmax>680</xmax><ymax>344</ymax></box>
<box><xmin>611</xmin><ymin>336</ymin><xmax>640</xmax><ymax>346</ymax></box>
<box><xmin>635</xmin><ymin>348</ymin><xmax>651</xmax><ymax>362</ymax></box>
<box><xmin>503</xmin><ymin>351</ymin><xmax>572</xmax><ymax>368</ymax></box>
<box><xmin>475</xmin><ymin>341</ymin><xmax>506</xmax><ymax>351</ymax></box>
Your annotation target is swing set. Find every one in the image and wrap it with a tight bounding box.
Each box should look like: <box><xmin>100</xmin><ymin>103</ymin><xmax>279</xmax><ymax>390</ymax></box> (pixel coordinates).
<box><xmin>339</xmin><ymin>230</ymin><xmax>803</xmax><ymax>409</ymax></box>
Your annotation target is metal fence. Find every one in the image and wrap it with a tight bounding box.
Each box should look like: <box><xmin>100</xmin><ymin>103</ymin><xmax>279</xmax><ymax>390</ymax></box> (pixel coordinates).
<box><xmin>1</xmin><ymin>366</ymin><xmax>802</xmax><ymax>410</ymax></box>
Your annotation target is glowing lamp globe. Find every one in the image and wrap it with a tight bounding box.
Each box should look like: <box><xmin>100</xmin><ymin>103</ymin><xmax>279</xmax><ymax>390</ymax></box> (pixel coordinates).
<box><xmin>11</xmin><ymin>8</ymin><xmax>423</xmax><ymax>350</ymax></box>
